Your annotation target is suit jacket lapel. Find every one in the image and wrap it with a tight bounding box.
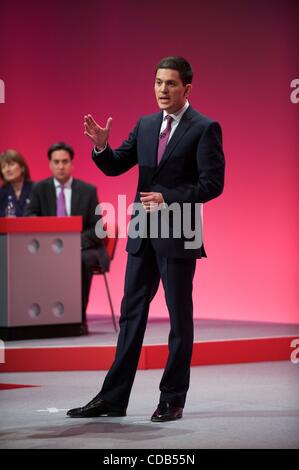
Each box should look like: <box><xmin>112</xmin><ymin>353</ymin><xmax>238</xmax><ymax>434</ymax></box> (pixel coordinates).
<box><xmin>148</xmin><ymin>112</ymin><xmax>164</xmax><ymax>169</ymax></box>
<box><xmin>71</xmin><ymin>179</ymin><xmax>80</xmax><ymax>215</ymax></box>
<box><xmin>154</xmin><ymin>106</ymin><xmax>194</xmax><ymax>175</ymax></box>
<box><xmin>48</xmin><ymin>179</ymin><xmax>57</xmax><ymax>215</ymax></box>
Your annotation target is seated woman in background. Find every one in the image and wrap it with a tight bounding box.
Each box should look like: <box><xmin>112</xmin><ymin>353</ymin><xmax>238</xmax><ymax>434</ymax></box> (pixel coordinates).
<box><xmin>0</xmin><ymin>149</ymin><xmax>33</xmax><ymax>217</ymax></box>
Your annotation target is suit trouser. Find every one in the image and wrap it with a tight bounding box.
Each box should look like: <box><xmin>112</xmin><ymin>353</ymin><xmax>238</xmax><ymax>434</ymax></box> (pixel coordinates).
<box><xmin>99</xmin><ymin>239</ymin><xmax>197</xmax><ymax>408</ymax></box>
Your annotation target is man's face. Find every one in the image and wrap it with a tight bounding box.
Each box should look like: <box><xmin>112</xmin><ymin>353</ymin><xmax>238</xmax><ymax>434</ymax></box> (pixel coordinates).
<box><xmin>49</xmin><ymin>150</ymin><xmax>73</xmax><ymax>184</ymax></box>
<box><xmin>155</xmin><ymin>68</ymin><xmax>192</xmax><ymax>114</ymax></box>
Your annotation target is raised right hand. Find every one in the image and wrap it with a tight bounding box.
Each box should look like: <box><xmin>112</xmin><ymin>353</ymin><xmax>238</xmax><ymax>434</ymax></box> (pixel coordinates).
<box><xmin>84</xmin><ymin>114</ymin><xmax>112</xmax><ymax>150</ymax></box>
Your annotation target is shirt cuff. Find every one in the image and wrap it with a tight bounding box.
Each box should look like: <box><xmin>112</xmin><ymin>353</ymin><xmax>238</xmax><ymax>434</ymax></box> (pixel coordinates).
<box><xmin>94</xmin><ymin>144</ymin><xmax>107</xmax><ymax>154</ymax></box>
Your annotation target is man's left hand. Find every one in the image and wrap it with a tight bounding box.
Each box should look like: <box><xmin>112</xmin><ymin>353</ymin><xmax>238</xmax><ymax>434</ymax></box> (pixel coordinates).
<box><xmin>140</xmin><ymin>192</ymin><xmax>164</xmax><ymax>212</ymax></box>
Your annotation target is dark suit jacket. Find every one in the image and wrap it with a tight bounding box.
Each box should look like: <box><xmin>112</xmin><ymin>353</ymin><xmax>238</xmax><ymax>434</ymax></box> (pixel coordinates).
<box><xmin>92</xmin><ymin>105</ymin><xmax>225</xmax><ymax>258</ymax></box>
<box><xmin>25</xmin><ymin>177</ymin><xmax>103</xmax><ymax>251</ymax></box>
<box><xmin>0</xmin><ymin>181</ymin><xmax>33</xmax><ymax>217</ymax></box>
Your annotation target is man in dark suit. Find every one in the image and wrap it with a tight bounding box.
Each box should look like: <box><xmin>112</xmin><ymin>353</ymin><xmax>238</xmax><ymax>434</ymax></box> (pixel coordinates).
<box><xmin>26</xmin><ymin>142</ymin><xmax>109</xmax><ymax>332</ymax></box>
<box><xmin>67</xmin><ymin>56</ymin><xmax>225</xmax><ymax>420</ymax></box>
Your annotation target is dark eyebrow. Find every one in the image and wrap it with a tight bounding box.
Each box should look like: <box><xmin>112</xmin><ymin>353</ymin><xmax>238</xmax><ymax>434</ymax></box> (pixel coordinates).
<box><xmin>155</xmin><ymin>78</ymin><xmax>178</xmax><ymax>85</ymax></box>
<box><xmin>53</xmin><ymin>158</ymin><xmax>69</xmax><ymax>163</ymax></box>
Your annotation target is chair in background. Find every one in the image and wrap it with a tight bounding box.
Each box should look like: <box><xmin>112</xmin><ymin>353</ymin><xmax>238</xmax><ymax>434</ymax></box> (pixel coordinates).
<box><xmin>92</xmin><ymin>224</ymin><xmax>118</xmax><ymax>332</ymax></box>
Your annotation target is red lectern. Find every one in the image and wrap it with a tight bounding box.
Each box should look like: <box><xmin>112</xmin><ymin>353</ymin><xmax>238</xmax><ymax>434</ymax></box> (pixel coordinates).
<box><xmin>0</xmin><ymin>216</ymin><xmax>82</xmax><ymax>340</ymax></box>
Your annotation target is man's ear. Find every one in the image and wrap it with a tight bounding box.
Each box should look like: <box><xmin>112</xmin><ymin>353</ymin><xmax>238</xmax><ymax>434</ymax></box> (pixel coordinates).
<box><xmin>185</xmin><ymin>83</ymin><xmax>192</xmax><ymax>97</ymax></box>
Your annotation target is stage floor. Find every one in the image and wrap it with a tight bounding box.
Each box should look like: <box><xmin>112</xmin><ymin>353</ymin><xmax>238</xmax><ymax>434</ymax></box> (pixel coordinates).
<box><xmin>4</xmin><ymin>317</ymin><xmax>299</xmax><ymax>348</ymax></box>
<box><xmin>1</xmin><ymin>318</ymin><xmax>298</xmax><ymax>373</ymax></box>
<box><xmin>0</xmin><ymin>361</ymin><xmax>298</xmax><ymax>449</ymax></box>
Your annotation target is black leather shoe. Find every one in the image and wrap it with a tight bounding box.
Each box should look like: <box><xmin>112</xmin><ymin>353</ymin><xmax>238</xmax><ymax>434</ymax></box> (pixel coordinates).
<box><xmin>151</xmin><ymin>403</ymin><xmax>183</xmax><ymax>422</ymax></box>
<box><xmin>67</xmin><ymin>395</ymin><xmax>126</xmax><ymax>418</ymax></box>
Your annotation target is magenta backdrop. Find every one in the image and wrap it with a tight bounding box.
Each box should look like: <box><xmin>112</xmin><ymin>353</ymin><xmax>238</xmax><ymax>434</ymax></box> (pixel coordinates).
<box><xmin>1</xmin><ymin>0</ymin><xmax>298</xmax><ymax>323</ymax></box>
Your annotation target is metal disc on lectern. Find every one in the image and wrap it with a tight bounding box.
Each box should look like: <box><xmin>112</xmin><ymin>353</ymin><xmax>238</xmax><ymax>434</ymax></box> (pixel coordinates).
<box><xmin>27</xmin><ymin>239</ymin><xmax>40</xmax><ymax>254</ymax></box>
<box><xmin>28</xmin><ymin>303</ymin><xmax>41</xmax><ymax>318</ymax></box>
<box><xmin>52</xmin><ymin>302</ymin><xmax>64</xmax><ymax>317</ymax></box>
<box><xmin>51</xmin><ymin>239</ymin><xmax>64</xmax><ymax>253</ymax></box>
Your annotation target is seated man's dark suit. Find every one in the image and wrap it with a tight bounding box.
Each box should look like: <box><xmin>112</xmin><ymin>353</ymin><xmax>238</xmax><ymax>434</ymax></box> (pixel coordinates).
<box><xmin>25</xmin><ymin>177</ymin><xmax>109</xmax><ymax>321</ymax></box>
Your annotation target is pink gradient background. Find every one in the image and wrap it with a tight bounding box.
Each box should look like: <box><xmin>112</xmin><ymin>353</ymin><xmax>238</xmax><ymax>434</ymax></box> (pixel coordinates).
<box><xmin>1</xmin><ymin>0</ymin><xmax>298</xmax><ymax>323</ymax></box>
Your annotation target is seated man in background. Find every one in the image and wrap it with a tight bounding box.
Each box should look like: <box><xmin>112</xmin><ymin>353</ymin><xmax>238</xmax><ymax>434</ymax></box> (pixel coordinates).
<box><xmin>0</xmin><ymin>149</ymin><xmax>33</xmax><ymax>217</ymax></box>
<box><xmin>25</xmin><ymin>142</ymin><xmax>109</xmax><ymax>333</ymax></box>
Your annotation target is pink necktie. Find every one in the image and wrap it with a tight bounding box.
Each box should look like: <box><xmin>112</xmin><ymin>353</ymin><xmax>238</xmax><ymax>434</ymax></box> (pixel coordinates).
<box><xmin>157</xmin><ymin>115</ymin><xmax>173</xmax><ymax>165</ymax></box>
<box><xmin>57</xmin><ymin>184</ymin><xmax>67</xmax><ymax>216</ymax></box>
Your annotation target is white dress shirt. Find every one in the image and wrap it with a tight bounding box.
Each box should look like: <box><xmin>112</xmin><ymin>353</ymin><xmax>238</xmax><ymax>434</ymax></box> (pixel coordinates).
<box><xmin>159</xmin><ymin>100</ymin><xmax>189</xmax><ymax>142</ymax></box>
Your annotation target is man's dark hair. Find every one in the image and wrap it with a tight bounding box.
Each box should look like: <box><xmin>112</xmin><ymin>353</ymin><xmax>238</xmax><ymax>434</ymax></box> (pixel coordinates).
<box><xmin>47</xmin><ymin>142</ymin><xmax>75</xmax><ymax>160</ymax></box>
<box><xmin>156</xmin><ymin>56</ymin><xmax>193</xmax><ymax>85</ymax></box>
